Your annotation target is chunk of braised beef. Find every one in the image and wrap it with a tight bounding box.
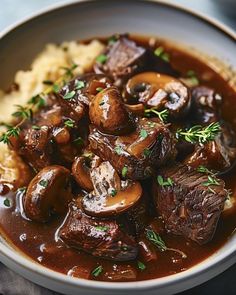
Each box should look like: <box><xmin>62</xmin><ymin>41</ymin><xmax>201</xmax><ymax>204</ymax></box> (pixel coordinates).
<box><xmin>59</xmin><ymin>201</ymin><xmax>138</xmax><ymax>261</ymax></box>
<box><xmin>9</xmin><ymin>95</ymin><xmax>85</xmax><ymax>171</ymax></box>
<box><xmin>153</xmin><ymin>164</ymin><xmax>227</xmax><ymax>244</ymax></box>
<box><xmin>57</xmin><ymin>73</ymin><xmax>112</xmax><ymax>122</ymax></box>
<box><xmin>89</xmin><ymin>118</ymin><xmax>176</xmax><ymax>180</ymax></box>
<box><xmin>94</xmin><ymin>36</ymin><xmax>147</xmax><ymax>86</ymax></box>
<box><xmin>185</xmin><ymin>123</ymin><xmax>236</xmax><ymax>173</ymax></box>
<box><xmin>191</xmin><ymin>86</ymin><xmax>222</xmax><ymax>124</ymax></box>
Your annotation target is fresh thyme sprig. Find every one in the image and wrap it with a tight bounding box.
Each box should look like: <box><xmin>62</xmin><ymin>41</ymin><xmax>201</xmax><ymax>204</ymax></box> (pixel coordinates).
<box><xmin>176</xmin><ymin>122</ymin><xmax>221</xmax><ymax>144</ymax></box>
<box><xmin>144</xmin><ymin>108</ymin><xmax>169</xmax><ymax>123</ymax></box>
<box><xmin>146</xmin><ymin>229</ymin><xmax>187</xmax><ymax>258</ymax></box>
<box><xmin>0</xmin><ymin>63</ymin><xmax>78</xmax><ymax>144</ymax></box>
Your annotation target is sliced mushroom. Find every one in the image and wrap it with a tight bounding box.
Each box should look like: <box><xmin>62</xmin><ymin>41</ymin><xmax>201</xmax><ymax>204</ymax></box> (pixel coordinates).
<box><xmin>124</xmin><ymin>72</ymin><xmax>190</xmax><ymax>117</ymax></box>
<box><xmin>24</xmin><ymin>165</ymin><xmax>72</xmax><ymax>222</ymax></box>
<box><xmin>89</xmin><ymin>86</ymin><xmax>135</xmax><ymax>135</ymax></box>
<box><xmin>72</xmin><ymin>153</ymin><xmax>101</xmax><ymax>191</ymax></box>
<box><xmin>82</xmin><ymin>161</ymin><xmax>142</xmax><ymax>217</ymax></box>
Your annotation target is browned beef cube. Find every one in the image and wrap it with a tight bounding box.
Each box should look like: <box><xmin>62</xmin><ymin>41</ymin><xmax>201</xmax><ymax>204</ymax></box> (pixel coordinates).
<box><xmin>89</xmin><ymin>118</ymin><xmax>176</xmax><ymax>180</ymax></box>
<box><xmin>95</xmin><ymin>36</ymin><xmax>147</xmax><ymax>83</ymax></box>
<box><xmin>59</xmin><ymin>202</ymin><xmax>138</xmax><ymax>261</ymax></box>
<box><xmin>185</xmin><ymin>123</ymin><xmax>236</xmax><ymax>173</ymax></box>
<box><xmin>57</xmin><ymin>73</ymin><xmax>112</xmax><ymax>122</ymax></box>
<box><xmin>153</xmin><ymin>164</ymin><xmax>227</xmax><ymax>244</ymax></box>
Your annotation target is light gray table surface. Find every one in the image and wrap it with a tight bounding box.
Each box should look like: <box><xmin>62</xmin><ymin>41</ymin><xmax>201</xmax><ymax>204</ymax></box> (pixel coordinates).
<box><xmin>0</xmin><ymin>1</ymin><xmax>235</xmax><ymax>294</ymax></box>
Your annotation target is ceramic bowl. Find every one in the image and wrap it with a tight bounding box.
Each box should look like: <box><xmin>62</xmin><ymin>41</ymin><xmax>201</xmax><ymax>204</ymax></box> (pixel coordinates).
<box><xmin>0</xmin><ymin>1</ymin><xmax>235</xmax><ymax>294</ymax></box>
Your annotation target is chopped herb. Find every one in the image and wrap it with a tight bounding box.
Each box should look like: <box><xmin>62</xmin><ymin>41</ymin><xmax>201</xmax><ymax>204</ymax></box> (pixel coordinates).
<box><xmin>186</xmin><ymin>70</ymin><xmax>199</xmax><ymax>86</ymax></box>
<box><xmin>95</xmin><ymin>226</ymin><xmax>109</xmax><ymax>232</ymax></box>
<box><xmin>64</xmin><ymin>119</ymin><xmax>75</xmax><ymax>128</ymax></box>
<box><xmin>96</xmin><ymin>54</ymin><xmax>108</xmax><ymax>64</ymax></box>
<box><xmin>176</xmin><ymin>122</ymin><xmax>221</xmax><ymax>144</ymax></box>
<box><xmin>96</xmin><ymin>87</ymin><xmax>104</xmax><ymax>92</ymax></box>
<box><xmin>91</xmin><ymin>265</ymin><xmax>103</xmax><ymax>277</ymax></box>
<box><xmin>111</xmin><ymin>189</ymin><xmax>117</xmax><ymax>197</ymax></box>
<box><xmin>75</xmin><ymin>80</ymin><xmax>85</xmax><ymax>90</ymax></box>
<box><xmin>157</xmin><ymin>175</ymin><xmax>173</xmax><ymax>187</ymax></box>
<box><xmin>53</xmin><ymin>84</ymin><xmax>60</xmax><ymax>93</ymax></box>
<box><xmin>3</xmin><ymin>198</ymin><xmax>10</xmax><ymax>207</ymax></box>
<box><xmin>73</xmin><ymin>137</ymin><xmax>84</xmax><ymax>146</ymax></box>
<box><xmin>137</xmin><ymin>261</ymin><xmax>146</xmax><ymax>271</ymax></box>
<box><xmin>99</xmin><ymin>100</ymin><xmax>105</xmax><ymax>106</ymax></box>
<box><xmin>42</xmin><ymin>80</ymin><xmax>53</xmax><ymax>85</ymax></box>
<box><xmin>122</xmin><ymin>166</ymin><xmax>128</xmax><ymax>178</ymax></box>
<box><xmin>197</xmin><ymin>165</ymin><xmax>215</xmax><ymax>176</ymax></box>
<box><xmin>140</xmin><ymin>129</ymin><xmax>148</xmax><ymax>139</ymax></box>
<box><xmin>202</xmin><ymin>175</ymin><xmax>220</xmax><ymax>187</ymax></box>
<box><xmin>145</xmin><ymin>108</ymin><xmax>169</xmax><ymax>123</ymax></box>
<box><xmin>63</xmin><ymin>90</ymin><xmax>76</xmax><ymax>100</ymax></box>
<box><xmin>146</xmin><ymin>229</ymin><xmax>167</xmax><ymax>251</ymax></box>
<box><xmin>32</xmin><ymin>125</ymin><xmax>41</xmax><ymax>130</ymax></box>
<box><xmin>17</xmin><ymin>187</ymin><xmax>27</xmax><ymax>194</ymax></box>
<box><xmin>39</xmin><ymin>179</ymin><xmax>49</xmax><ymax>188</ymax></box>
<box><xmin>143</xmin><ymin>148</ymin><xmax>151</xmax><ymax>157</ymax></box>
<box><xmin>154</xmin><ymin>46</ymin><xmax>170</xmax><ymax>62</ymax></box>
<box><xmin>114</xmin><ymin>145</ymin><xmax>123</xmax><ymax>155</ymax></box>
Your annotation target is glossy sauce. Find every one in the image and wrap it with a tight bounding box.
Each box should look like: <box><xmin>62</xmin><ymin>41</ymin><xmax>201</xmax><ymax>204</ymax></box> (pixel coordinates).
<box><xmin>0</xmin><ymin>36</ymin><xmax>236</xmax><ymax>281</ymax></box>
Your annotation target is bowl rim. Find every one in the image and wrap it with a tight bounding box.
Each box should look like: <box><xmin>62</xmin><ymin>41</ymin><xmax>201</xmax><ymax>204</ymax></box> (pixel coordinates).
<box><xmin>0</xmin><ymin>0</ymin><xmax>235</xmax><ymax>291</ymax></box>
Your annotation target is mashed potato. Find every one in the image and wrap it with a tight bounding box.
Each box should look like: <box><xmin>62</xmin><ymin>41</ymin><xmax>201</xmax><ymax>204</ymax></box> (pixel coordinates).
<box><xmin>0</xmin><ymin>39</ymin><xmax>105</xmax><ymax>186</ymax></box>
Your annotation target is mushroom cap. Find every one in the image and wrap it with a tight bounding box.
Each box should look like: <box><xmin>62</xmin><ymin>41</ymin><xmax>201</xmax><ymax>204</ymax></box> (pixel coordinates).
<box><xmin>89</xmin><ymin>86</ymin><xmax>135</xmax><ymax>135</ymax></box>
<box><xmin>24</xmin><ymin>165</ymin><xmax>72</xmax><ymax>222</ymax></box>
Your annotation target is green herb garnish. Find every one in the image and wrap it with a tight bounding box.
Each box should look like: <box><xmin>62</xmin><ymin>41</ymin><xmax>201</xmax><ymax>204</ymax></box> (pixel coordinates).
<box><xmin>143</xmin><ymin>148</ymin><xmax>151</xmax><ymax>157</ymax></box>
<box><xmin>99</xmin><ymin>100</ymin><xmax>105</xmax><ymax>106</ymax></box>
<box><xmin>0</xmin><ymin>126</ymin><xmax>21</xmax><ymax>144</ymax></box>
<box><xmin>122</xmin><ymin>166</ymin><xmax>128</xmax><ymax>178</ymax></box>
<box><xmin>202</xmin><ymin>175</ymin><xmax>220</xmax><ymax>187</ymax></box>
<box><xmin>111</xmin><ymin>189</ymin><xmax>117</xmax><ymax>197</ymax></box>
<box><xmin>140</xmin><ymin>129</ymin><xmax>148</xmax><ymax>139</ymax></box>
<box><xmin>63</xmin><ymin>90</ymin><xmax>76</xmax><ymax>100</ymax></box>
<box><xmin>3</xmin><ymin>198</ymin><xmax>10</xmax><ymax>207</ymax></box>
<box><xmin>60</xmin><ymin>64</ymin><xmax>78</xmax><ymax>79</ymax></box>
<box><xmin>32</xmin><ymin>125</ymin><xmax>41</xmax><ymax>130</ymax></box>
<box><xmin>96</xmin><ymin>87</ymin><xmax>104</xmax><ymax>92</ymax></box>
<box><xmin>114</xmin><ymin>145</ymin><xmax>123</xmax><ymax>155</ymax></box>
<box><xmin>75</xmin><ymin>80</ymin><xmax>85</xmax><ymax>90</ymax></box>
<box><xmin>39</xmin><ymin>179</ymin><xmax>49</xmax><ymax>188</ymax></box>
<box><xmin>154</xmin><ymin>46</ymin><xmax>170</xmax><ymax>62</ymax></box>
<box><xmin>146</xmin><ymin>229</ymin><xmax>167</xmax><ymax>251</ymax></box>
<box><xmin>157</xmin><ymin>175</ymin><xmax>173</xmax><ymax>187</ymax></box>
<box><xmin>17</xmin><ymin>187</ymin><xmax>27</xmax><ymax>194</ymax></box>
<box><xmin>145</xmin><ymin>108</ymin><xmax>169</xmax><ymax>123</ymax></box>
<box><xmin>64</xmin><ymin>119</ymin><xmax>75</xmax><ymax>128</ymax></box>
<box><xmin>176</xmin><ymin>122</ymin><xmax>221</xmax><ymax>144</ymax></box>
<box><xmin>137</xmin><ymin>261</ymin><xmax>146</xmax><ymax>271</ymax></box>
<box><xmin>52</xmin><ymin>83</ymin><xmax>60</xmax><ymax>93</ymax></box>
<box><xmin>94</xmin><ymin>226</ymin><xmax>109</xmax><ymax>232</ymax></box>
<box><xmin>12</xmin><ymin>105</ymin><xmax>33</xmax><ymax>120</ymax></box>
<box><xmin>91</xmin><ymin>265</ymin><xmax>103</xmax><ymax>277</ymax></box>
<box><xmin>96</xmin><ymin>54</ymin><xmax>108</xmax><ymax>64</ymax></box>
<box><xmin>186</xmin><ymin>70</ymin><xmax>199</xmax><ymax>86</ymax></box>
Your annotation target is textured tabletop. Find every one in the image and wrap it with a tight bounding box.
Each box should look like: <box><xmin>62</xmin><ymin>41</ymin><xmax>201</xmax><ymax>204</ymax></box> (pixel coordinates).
<box><xmin>0</xmin><ymin>0</ymin><xmax>235</xmax><ymax>294</ymax></box>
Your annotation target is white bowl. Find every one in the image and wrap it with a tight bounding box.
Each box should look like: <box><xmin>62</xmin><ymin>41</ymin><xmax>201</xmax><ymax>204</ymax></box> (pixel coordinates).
<box><xmin>0</xmin><ymin>1</ymin><xmax>235</xmax><ymax>294</ymax></box>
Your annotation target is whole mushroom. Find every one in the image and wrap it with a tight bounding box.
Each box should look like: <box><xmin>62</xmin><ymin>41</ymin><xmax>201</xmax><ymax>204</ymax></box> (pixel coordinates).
<box><xmin>89</xmin><ymin>86</ymin><xmax>135</xmax><ymax>135</ymax></box>
<box><xmin>24</xmin><ymin>165</ymin><xmax>72</xmax><ymax>222</ymax></box>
